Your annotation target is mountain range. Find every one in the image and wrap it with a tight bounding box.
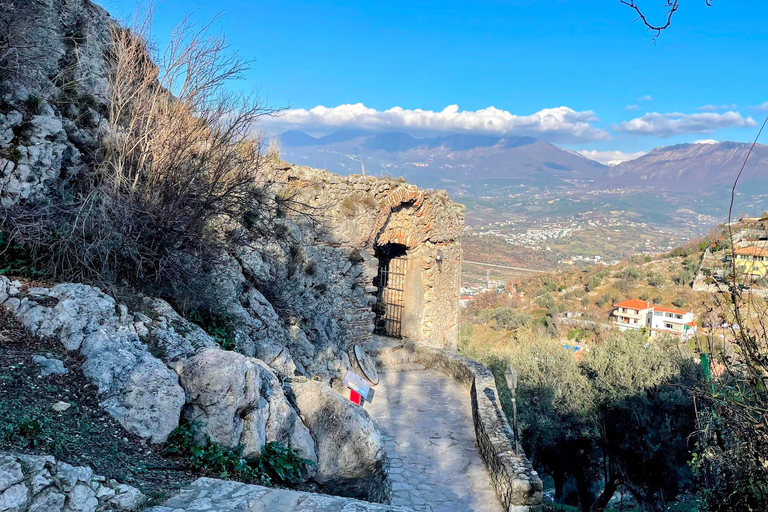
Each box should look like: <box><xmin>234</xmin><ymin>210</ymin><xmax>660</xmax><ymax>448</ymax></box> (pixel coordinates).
<box><xmin>277</xmin><ymin>130</ymin><xmax>768</xmax><ymax>197</ymax></box>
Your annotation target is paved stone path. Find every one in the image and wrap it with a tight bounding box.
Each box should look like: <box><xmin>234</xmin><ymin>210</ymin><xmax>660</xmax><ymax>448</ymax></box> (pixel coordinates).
<box><xmin>365</xmin><ymin>369</ymin><xmax>503</xmax><ymax>512</ymax></box>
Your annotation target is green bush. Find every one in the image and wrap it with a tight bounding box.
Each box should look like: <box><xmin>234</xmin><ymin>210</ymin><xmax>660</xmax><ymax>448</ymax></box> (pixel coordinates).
<box><xmin>493</xmin><ymin>308</ymin><xmax>533</xmax><ymax>330</ymax></box>
<box><xmin>188</xmin><ymin>310</ymin><xmax>236</xmax><ymax>351</ymax></box>
<box><xmin>0</xmin><ymin>232</ymin><xmax>41</xmax><ymax>277</ymax></box>
<box><xmin>647</xmin><ymin>272</ymin><xmax>665</xmax><ymax>287</ymax></box>
<box><xmin>163</xmin><ymin>422</ymin><xmax>313</xmax><ymax>485</ymax></box>
<box><xmin>617</xmin><ymin>266</ymin><xmax>642</xmax><ymax>280</ymax></box>
<box><xmin>585</xmin><ymin>275</ymin><xmax>602</xmax><ymax>292</ymax></box>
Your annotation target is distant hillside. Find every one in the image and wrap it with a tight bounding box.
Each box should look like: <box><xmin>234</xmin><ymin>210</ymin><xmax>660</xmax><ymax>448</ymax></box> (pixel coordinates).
<box><xmin>278</xmin><ymin>130</ymin><xmax>608</xmax><ymax>192</ymax></box>
<box><xmin>610</xmin><ymin>141</ymin><xmax>768</xmax><ymax>192</ymax></box>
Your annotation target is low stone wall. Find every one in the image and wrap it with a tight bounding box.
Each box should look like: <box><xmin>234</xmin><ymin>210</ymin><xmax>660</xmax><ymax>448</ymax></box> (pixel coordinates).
<box><xmin>0</xmin><ymin>452</ymin><xmax>145</xmax><ymax>511</ymax></box>
<box><xmin>144</xmin><ymin>477</ymin><xmax>412</xmax><ymax>512</ymax></box>
<box><xmin>373</xmin><ymin>340</ymin><xmax>543</xmax><ymax>512</ymax></box>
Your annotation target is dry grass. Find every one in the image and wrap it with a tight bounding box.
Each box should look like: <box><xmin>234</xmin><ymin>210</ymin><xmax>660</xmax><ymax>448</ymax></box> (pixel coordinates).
<box><xmin>4</xmin><ymin>5</ymin><xmax>293</xmax><ymax>308</ymax></box>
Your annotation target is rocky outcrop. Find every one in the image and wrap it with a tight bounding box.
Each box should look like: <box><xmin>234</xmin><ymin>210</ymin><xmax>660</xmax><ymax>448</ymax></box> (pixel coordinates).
<box><xmin>0</xmin><ymin>0</ymin><xmax>113</xmax><ymax>208</ymax></box>
<box><xmin>136</xmin><ymin>297</ymin><xmax>219</xmax><ymax>364</ymax></box>
<box><xmin>0</xmin><ymin>452</ymin><xmax>144</xmax><ymax>512</ymax></box>
<box><xmin>146</xmin><ymin>477</ymin><xmax>413</xmax><ymax>512</ymax></box>
<box><xmin>175</xmin><ymin>348</ymin><xmax>317</xmax><ymax>465</ymax></box>
<box><xmin>0</xmin><ymin>277</ymin><xmax>185</xmax><ymax>444</ymax></box>
<box><xmin>288</xmin><ymin>380</ymin><xmax>389</xmax><ymax>503</ymax></box>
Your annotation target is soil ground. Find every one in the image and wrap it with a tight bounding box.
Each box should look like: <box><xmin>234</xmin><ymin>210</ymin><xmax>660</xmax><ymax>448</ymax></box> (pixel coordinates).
<box><xmin>0</xmin><ymin>307</ymin><xmax>198</xmax><ymax>504</ymax></box>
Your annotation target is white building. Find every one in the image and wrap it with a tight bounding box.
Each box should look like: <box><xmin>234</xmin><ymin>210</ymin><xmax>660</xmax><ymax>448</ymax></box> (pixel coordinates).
<box><xmin>649</xmin><ymin>306</ymin><xmax>697</xmax><ymax>340</ymax></box>
<box><xmin>612</xmin><ymin>299</ymin><xmax>654</xmax><ymax>331</ymax></box>
<box><xmin>612</xmin><ymin>299</ymin><xmax>697</xmax><ymax>340</ymax></box>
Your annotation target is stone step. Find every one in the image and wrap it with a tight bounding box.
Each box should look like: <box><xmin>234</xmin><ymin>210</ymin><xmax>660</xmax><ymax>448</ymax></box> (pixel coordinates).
<box><xmin>374</xmin><ymin>352</ymin><xmax>415</xmax><ymax>367</ymax></box>
<box><xmin>378</xmin><ymin>362</ymin><xmax>426</xmax><ymax>373</ymax></box>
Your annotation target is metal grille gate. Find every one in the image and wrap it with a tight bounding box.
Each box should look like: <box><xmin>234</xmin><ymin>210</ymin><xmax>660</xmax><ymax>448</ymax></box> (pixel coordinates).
<box><xmin>374</xmin><ymin>256</ymin><xmax>406</xmax><ymax>338</ymax></box>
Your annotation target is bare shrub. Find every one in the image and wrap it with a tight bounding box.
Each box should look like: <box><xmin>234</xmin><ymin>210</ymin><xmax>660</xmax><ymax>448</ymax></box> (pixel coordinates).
<box><xmin>5</xmin><ymin>6</ymin><xmax>289</xmax><ymax>307</ymax></box>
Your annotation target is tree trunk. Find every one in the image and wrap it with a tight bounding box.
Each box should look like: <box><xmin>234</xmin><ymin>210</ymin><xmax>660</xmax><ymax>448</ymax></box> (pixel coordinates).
<box><xmin>572</xmin><ymin>464</ymin><xmax>596</xmax><ymax>512</ymax></box>
<box><xmin>553</xmin><ymin>469</ymin><xmax>566</xmax><ymax>503</ymax></box>
<box><xmin>589</xmin><ymin>478</ymin><xmax>620</xmax><ymax>512</ymax></box>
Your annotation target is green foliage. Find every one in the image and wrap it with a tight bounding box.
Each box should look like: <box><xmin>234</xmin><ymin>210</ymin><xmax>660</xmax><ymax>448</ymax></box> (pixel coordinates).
<box><xmin>585</xmin><ymin>275</ymin><xmax>602</xmax><ymax>292</ymax></box>
<box><xmin>672</xmin><ymin>297</ymin><xmax>686</xmax><ymax>308</ymax></box>
<box><xmin>187</xmin><ymin>310</ymin><xmax>236</xmax><ymax>351</ymax></box>
<box><xmin>596</xmin><ymin>293</ymin><xmax>614</xmax><ymax>307</ymax></box>
<box><xmin>25</xmin><ymin>94</ymin><xmax>45</xmax><ymax>115</ymax></box>
<box><xmin>616</xmin><ymin>266</ymin><xmax>642</xmax><ymax>280</ymax></box>
<box><xmin>536</xmin><ymin>292</ymin><xmax>556</xmax><ymax>310</ymax></box>
<box><xmin>492</xmin><ymin>308</ymin><xmax>533</xmax><ymax>330</ymax></box>
<box><xmin>163</xmin><ymin>422</ymin><xmax>313</xmax><ymax>485</ymax></box>
<box><xmin>673</xmin><ymin>269</ymin><xmax>695</xmax><ymax>286</ymax></box>
<box><xmin>646</xmin><ymin>272</ymin><xmax>665</xmax><ymax>287</ymax></box>
<box><xmin>639</xmin><ymin>292</ymin><xmax>649</xmax><ymax>301</ymax></box>
<box><xmin>0</xmin><ymin>232</ymin><xmax>41</xmax><ymax>277</ymax></box>
<box><xmin>653</xmin><ymin>296</ymin><xmax>663</xmax><ymax>304</ymax></box>
<box><xmin>1</xmin><ymin>415</ymin><xmax>50</xmax><ymax>448</ymax></box>
<box><xmin>459</xmin><ymin>325</ymin><xmax>700</xmax><ymax>511</ymax></box>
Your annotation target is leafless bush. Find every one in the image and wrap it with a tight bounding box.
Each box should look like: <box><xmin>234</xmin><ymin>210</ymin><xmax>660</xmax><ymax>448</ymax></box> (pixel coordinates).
<box><xmin>4</xmin><ymin>6</ymin><xmax>294</xmax><ymax>307</ymax></box>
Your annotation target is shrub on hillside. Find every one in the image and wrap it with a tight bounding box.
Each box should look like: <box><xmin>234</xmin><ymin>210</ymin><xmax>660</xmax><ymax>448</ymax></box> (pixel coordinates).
<box><xmin>4</xmin><ymin>9</ymin><xmax>298</xmax><ymax>310</ymax></box>
<box><xmin>617</xmin><ymin>266</ymin><xmax>642</xmax><ymax>280</ymax></box>
<box><xmin>585</xmin><ymin>275</ymin><xmax>602</xmax><ymax>292</ymax></box>
<box><xmin>493</xmin><ymin>308</ymin><xmax>533</xmax><ymax>330</ymax></box>
<box><xmin>646</xmin><ymin>272</ymin><xmax>665</xmax><ymax>287</ymax></box>
<box><xmin>673</xmin><ymin>270</ymin><xmax>695</xmax><ymax>286</ymax></box>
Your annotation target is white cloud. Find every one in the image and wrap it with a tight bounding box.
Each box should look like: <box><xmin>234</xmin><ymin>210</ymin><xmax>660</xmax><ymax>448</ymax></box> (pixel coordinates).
<box><xmin>614</xmin><ymin>111</ymin><xmax>756</xmax><ymax>137</ymax></box>
<box><xmin>693</xmin><ymin>139</ymin><xmax>719</xmax><ymax>144</ymax></box>
<box><xmin>577</xmin><ymin>149</ymin><xmax>646</xmax><ymax>166</ymax></box>
<box><xmin>265</xmin><ymin>103</ymin><xmax>611</xmax><ymax>143</ymax></box>
<box><xmin>697</xmin><ymin>104</ymin><xmax>737</xmax><ymax>112</ymax></box>
<box><xmin>625</xmin><ymin>104</ymin><xmax>640</xmax><ymax>111</ymax></box>
<box><xmin>753</xmin><ymin>101</ymin><xmax>768</xmax><ymax>111</ymax></box>
<box><xmin>638</xmin><ymin>95</ymin><xmax>653</xmax><ymax>102</ymax></box>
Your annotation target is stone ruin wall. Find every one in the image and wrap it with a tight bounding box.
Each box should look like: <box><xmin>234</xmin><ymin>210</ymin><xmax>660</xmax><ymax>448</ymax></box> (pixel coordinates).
<box><xmin>274</xmin><ymin>165</ymin><xmax>465</xmax><ymax>351</ymax></box>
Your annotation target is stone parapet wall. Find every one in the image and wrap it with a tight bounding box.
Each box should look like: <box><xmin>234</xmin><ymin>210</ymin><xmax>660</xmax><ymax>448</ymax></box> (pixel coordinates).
<box><xmin>144</xmin><ymin>477</ymin><xmax>413</xmax><ymax>512</ymax></box>
<box><xmin>371</xmin><ymin>340</ymin><xmax>543</xmax><ymax>512</ymax></box>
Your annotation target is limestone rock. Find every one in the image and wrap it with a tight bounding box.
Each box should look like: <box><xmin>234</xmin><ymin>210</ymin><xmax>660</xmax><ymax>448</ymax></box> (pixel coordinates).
<box><xmin>32</xmin><ymin>355</ymin><xmax>68</xmax><ymax>377</ymax></box>
<box><xmin>2</xmin><ymin>279</ymin><xmax>184</xmax><ymax>444</ymax></box>
<box><xmin>288</xmin><ymin>380</ymin><xmax>389</xmax><ymax>502</ymax></box>
<box><xmin>51</xmin><ymin>401</ymin><xmax>72</xmax><ymax>412</ymax></box>
<box><xmin>176</xmin><ymin>348</ymin><xmax>317</xmax><ymax>464</ymax></box>
<box><xmin>0</xmin><ymin>453</ymin><xmax>143</xmax><ymax>512</ymax></box>
<box><xmin>144</xmin><ymin>477</ymin><xmax>412</xmax><ymax>512</ymax></box>
<box><xmin>137</xmin><ymin>297</ymin><xmax>219</xmax><ymax>364</ymax></box>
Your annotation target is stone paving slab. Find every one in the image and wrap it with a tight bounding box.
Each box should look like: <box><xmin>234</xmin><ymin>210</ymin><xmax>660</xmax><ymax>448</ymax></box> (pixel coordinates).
<box><xmin>143</xmin><ymin>477</ymin><xmax>414</xmax><ymax>511</ymax></box>
<box><xmin>364</xmin><ymin>369</ymin><xmax>503</xmax><ymax>512</ymax></box>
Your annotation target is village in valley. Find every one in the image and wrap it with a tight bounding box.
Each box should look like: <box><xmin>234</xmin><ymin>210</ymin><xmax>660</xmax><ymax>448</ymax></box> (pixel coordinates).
<box><xmin>460</xmin><ymin>214</ymin><xmax>768</xmax><ymax>354</ymax></box>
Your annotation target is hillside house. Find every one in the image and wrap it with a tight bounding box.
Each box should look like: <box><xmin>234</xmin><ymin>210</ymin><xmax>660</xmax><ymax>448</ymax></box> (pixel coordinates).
<box><xmin>734</xmin><ymin>246</ymin><xmax>768</xmax><ymax>280</ymax></box>
<box><xmin>612</xmin><ymin>299</ymin><xmax>653</xmax><ymax>331</ymax></box>
<box><xmin>649</xmin><ymin>306</ymin><xmax>697</xmax><ymax>339</ymax></box>
<box><xmin>613</xmin><ymin>299</ymin><xmax>697</xmax><ymax>340</ymax></box>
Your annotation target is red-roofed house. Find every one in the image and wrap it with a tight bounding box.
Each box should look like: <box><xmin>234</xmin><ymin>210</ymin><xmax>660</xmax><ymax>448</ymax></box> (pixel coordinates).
<box><xmin>612</xmin><ymin>299</ymin><xmax>697</xmax><ymax>340</ymax></box>
<box><xmin>612</xmin><ymin>299</ymin><xmax>653</xmax><ymax>331</ymax></box>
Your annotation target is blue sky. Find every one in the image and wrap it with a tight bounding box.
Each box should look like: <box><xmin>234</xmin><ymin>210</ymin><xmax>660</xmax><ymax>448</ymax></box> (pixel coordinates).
<box><xmin>97</xmin><ymin>0</ymin><xmax>768</xmax><ymax>163</ymax></box>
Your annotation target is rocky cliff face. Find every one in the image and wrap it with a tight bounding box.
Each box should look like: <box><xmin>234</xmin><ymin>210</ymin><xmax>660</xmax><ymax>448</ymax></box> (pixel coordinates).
<box><xmin>0</xmin><ymin>0</ymin><xmax>112</xmax><ymax>207</ymax></box>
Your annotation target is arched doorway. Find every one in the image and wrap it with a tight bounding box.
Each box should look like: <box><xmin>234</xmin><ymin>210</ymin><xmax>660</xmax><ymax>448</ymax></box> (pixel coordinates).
<box><xmin>373</xmin><ymin>243</ymin><xmax>408</xmax><ymax>338</ymax></box>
